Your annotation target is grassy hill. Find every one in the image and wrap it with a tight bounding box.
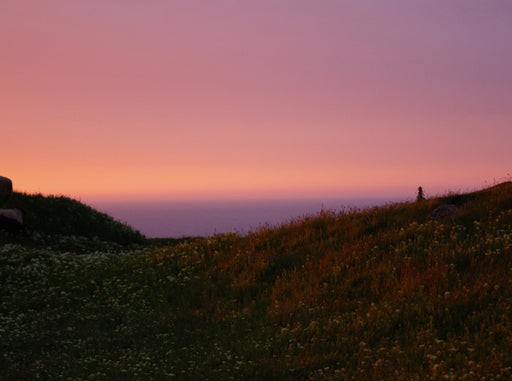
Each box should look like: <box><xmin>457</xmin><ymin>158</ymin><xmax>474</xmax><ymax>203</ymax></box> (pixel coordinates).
<box><xmin>1</xmin><ymin>183</ymin><xmax>512</xmax><ymax>379</ymax></box>
<box><xmin>1</xmin><ymin>192</ymin><xmax>146</xmax><ymax>250</ymax></box>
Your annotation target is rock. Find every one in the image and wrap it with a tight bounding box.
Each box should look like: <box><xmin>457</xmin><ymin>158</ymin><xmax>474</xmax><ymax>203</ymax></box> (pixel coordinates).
<box><xmin>0</xmin><ymin>209</ymin><xmax>24</xmax><ymax>234</ymax></box>
<box><xmin>0</xmin><ymin>176</ymin><xmax>13</xmax><ymax>197</ymax></box>
<box><xmin>0</xmin><ymin>209</ymin><xmax>23</xmax><ymax>224</ymax></box>
<box><xmin>0</xmin><ymin>215</ymin><xmax>24</xmax><ymax>233</ymax></box>
<box><xmin>427</xmin><ymin>204</ymin><xmax>459</xmax><ymax>221</ymax></box>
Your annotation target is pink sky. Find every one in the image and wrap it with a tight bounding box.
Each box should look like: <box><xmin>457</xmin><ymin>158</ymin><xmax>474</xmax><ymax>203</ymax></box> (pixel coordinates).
<box><xmin>1</xmin><ymin>0</ymin><xmax>511</xmax><ymax>202</ymax></box>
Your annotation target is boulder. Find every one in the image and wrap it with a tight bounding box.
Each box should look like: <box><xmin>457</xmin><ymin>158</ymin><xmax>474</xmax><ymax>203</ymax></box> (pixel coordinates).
<box><xmin>427</xmin><ymin>204</ymin><xmax>459</xmax><ymax>221</ymax></box>
<box><xmin>0</xmin><ymin>176</ymin><xmax>13</xmax><ymax>197</ymax></box>
<box><xmin>0</xmin><ymin>209</ymin><xmax>23</xmax><ymax>233</ymax></box>
<box><xmin>0</xmin><ymin>209</ymin><xmax>23</xmax><ymax>224</ymax></box>
<box><xmin>0</xmin><ymin>215</ymin><xmax>24</xmax><ymax>233</ymax></box>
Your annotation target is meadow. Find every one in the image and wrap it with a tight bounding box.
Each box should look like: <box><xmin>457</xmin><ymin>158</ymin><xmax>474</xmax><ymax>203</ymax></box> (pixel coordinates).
<box><xmin>1</xmin><ymin>183</ymin><xmax>512</xmax><ymax>380</ymax></box>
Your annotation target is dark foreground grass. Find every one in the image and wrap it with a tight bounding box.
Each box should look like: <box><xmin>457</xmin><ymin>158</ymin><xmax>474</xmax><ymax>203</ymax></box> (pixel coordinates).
<box><xmin>4</xmin><ymin>192</ymin><xmax>146</xmax><ymax>245</ymax></box>
<box><xmin>1</xmin><ymin>183</ymin><xmax>512</xmax><ymax>380</ymax></box>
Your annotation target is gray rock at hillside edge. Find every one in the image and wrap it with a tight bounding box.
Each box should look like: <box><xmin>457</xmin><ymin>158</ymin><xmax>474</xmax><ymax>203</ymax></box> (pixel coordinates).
<box><xmin>0</xmin><ymin>209</ymin><xmax>24</xmax><ymax>234</ymax></box>
<box><xmin>0</xmin><ymin>215</ymin><xmax>24</xmax><ymax>233</ymax></box>
<box><xmin>0</xmin><ymin>176</ymin><xmax>13</xmax><ymax>197</ymax></box>
<box><xmin>427</xmin><ymin>204</ymin><xmax>459</xmax><ymax>221</ymax></box>
<box><xmin>0</xmin><ymin>209</ymin><xmax>23</xmax><ymax>224</ymax></box>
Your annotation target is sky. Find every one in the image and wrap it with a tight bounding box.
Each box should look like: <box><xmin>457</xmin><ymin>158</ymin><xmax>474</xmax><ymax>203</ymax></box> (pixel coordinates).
<box><xmin>1</xmin><ymin>0</ymin><xmax>511</xmax><ymax>202</ymax></box>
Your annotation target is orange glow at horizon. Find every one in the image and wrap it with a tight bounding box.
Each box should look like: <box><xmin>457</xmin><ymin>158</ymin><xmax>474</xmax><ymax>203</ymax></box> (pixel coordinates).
<box><xmin>1</xmin><ymin>1</ymin><xmax>511</xmax><ymax>202</ymax></box>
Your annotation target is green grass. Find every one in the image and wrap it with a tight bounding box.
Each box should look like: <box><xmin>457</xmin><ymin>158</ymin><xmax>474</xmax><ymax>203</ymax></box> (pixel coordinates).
<box><xmin>1</xmin><ymin>183</ymin><xmax>512</xmax><ymax>379</ymax></box>
<box><xmin>1</xmin><ymin>192</ymin><xmax>146</xmax><ymax>251</ymax></box>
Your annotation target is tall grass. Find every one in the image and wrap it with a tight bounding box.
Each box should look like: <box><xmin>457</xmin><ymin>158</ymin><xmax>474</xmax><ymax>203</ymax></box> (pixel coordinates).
<box><xmin>1</xmin><ymin>183</ymin><xmax>512</xmax><ymax>379</ymax></box>
<box><xmin>2</xmin><ymin>192</ymin><xmax>146</xmax><ymax>248</ymax></box>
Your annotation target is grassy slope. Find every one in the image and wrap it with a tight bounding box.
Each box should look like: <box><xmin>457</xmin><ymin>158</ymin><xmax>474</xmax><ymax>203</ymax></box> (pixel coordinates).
<box><xmin>1</xmin><ymin>183</ymin><xmax>512</xmax><ymax>380</ymax></box>
<box><xmin>1</xmin><ymin>192</ymin><xmax>146</xmax><ymax>249</ymax></box>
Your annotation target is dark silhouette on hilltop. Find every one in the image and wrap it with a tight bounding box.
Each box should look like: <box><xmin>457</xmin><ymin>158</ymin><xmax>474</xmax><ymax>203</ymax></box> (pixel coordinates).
<box><xmin>416</xmin><ymin>186</ymin><xmax>425</xmax><ymax>202</ymax></box>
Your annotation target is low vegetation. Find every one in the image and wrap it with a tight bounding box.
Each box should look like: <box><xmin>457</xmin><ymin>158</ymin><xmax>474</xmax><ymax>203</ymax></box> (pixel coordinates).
<box><xmin>1</xmin><ymin>183</ymin><xmax>512</xmax><ymax>379</ymax></box>
<box><xmin>2</xmin><ymin>192</ymin><xmax>146</xmax><ymax>251</ymax></box>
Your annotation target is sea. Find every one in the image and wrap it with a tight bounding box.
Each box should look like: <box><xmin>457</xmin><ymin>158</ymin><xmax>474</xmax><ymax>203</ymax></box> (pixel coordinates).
<box><xmin>89</xmin><ymin>197</ymin><xmax>408</xmax><ymax>238</ymax></box>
